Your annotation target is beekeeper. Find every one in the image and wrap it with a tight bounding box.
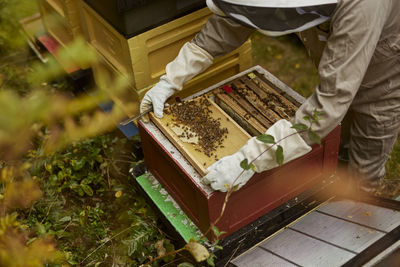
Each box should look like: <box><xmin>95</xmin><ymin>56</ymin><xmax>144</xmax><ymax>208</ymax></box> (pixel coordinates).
<box><xmin>140</xmin><ymin>0</ymin><xmax>400</xmax><ymax>192</ymax></box>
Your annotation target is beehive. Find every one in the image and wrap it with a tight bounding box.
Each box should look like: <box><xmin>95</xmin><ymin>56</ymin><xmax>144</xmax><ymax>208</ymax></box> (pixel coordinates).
<box><xmin>139</xmin><ymin>66</ymin><xmax>341</xmax><ymax>240</ymax></box>
<box><xmin>37</xmin><ymin>0</ymin><xmax>84</xmax><ymax>47</ymax></box>
<box><xmin>91</xmin><ymin>53</ymin><xmax>142</xmax><ymax>118</ymax></box>
<box><xmin>80</xmin><ymin>3</ymin><xmax>252</xmax><ymax>93</ymax></box>
<box><xmin>84</xmin><ymin>0</ymin><xmax>206</xmax><ymax>38</ymax></box>
<box><xmin>214</xmin><ymin>72</ymin><xmax>302</xmax><ymax>136</ymax></box>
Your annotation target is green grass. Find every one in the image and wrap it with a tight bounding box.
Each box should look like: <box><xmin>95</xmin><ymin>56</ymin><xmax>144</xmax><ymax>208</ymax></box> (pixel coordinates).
<box><xmin>251</xmin><ymin>32</ymin><xmax>320</xmax><ymax>97</ymax></box>
<box><xmin>386</xmin><ymin>139</ymin><xmax>400</xmax><ymax>180</ymax></box>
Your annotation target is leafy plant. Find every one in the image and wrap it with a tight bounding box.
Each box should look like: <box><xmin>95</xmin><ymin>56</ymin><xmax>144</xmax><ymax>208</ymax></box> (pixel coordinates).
<box><xmin>18</xmin><ymin>134</ymin><xmax>176</xmax><ymax>266</ymax></box>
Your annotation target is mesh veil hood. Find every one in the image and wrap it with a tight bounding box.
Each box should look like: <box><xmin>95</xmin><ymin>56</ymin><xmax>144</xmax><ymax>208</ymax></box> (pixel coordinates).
<box><xmin>207</xmin><ymin>0</ymin><xmax>338</xmax><ymax>36</ymax></box>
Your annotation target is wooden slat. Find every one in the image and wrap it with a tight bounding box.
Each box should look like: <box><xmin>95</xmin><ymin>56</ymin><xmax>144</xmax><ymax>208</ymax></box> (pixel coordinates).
<box><xmin>150</xmin><ymin>97</ymin><xmax>250</xmax><ymax>176</ymax></box>
<box><xmin>222</xmin><ymin>87</ymin><xmax>274</xmax><ymax>129</ymax></box>
<box><xmin>215</xmin><ymin>93</ymin><xmax>267</xmax><ymax>136</ymax></box>
<box><xmin>246</xmin><ymin>75</ymin><xmax>299</xmax><ymax>115</ymax></box>
<box><xmin>232</xmin><ymin>80</ymin><xmax>283</xmax><ymax>122</ymax></box>
<box><xmin>290</xmin><ymin>211</ymin><xmax>385</xmax><ymax>253</ymax></box>
<box><xmin>253</xmin><ymin>70</ymin><xmax>304</xmax><ymax>107</ymax></box>
<box><xmin>232</xmin><ymin>247</ymin><xmax>297</xmax><ymax>267</ymax></box>
<box><xmin>317</xmin><ymin>200</ymin><xmax>400</xmax><ymax>233</ymax></box>
<box><xmin>260</xmin><ymin>229</ymin><xmax>355</xmax><ymax>267</ymax></box>
<box><xmin>241</xmin><ymin>77</ymin><xmax>293</xmax><ymax>119</ymax></box>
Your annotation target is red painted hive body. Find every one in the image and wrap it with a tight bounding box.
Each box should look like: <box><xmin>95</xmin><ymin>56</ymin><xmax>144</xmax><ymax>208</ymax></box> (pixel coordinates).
<box><xmin>139</xmin><ymin>66</ymin><xmax>341</xmax><ymax>240</ymax></box>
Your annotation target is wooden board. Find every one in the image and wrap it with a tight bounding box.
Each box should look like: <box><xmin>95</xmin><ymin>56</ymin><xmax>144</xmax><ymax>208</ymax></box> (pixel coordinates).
<box><xmin>150</xmin><ymin>97</ymin><xmax>251</xmax><ymax>176</ymax></box>
<box><xmin>233</xmin><ymin>247</ymin><xmax>296</xmax><ymax>267</ymax></box>
<box><xmin>232</xmin><ymin>80</ymin><xmax>282</xmax><ymax>122</ymax></box>
<box><xmin>259</xmin><ymin>229</ymin><xmax>355</xmax><ymax>266</ymax></box>
<box><xmin>253</xmin><ymin>71</ymin><xmax>303</xmax><ymax>108</ymax></box>
<box><xmin>215</xmin><ymin>92</ymin><xmax>268</xmax><ymax>136</ymax></box>
<box><xmin>222</xmin><ymin>87</ymin><xmax>274</xmax><ymax>128</ymax></box>
<box><xmin>317</xmin><ymin>199</ymin><xmax>400</xmax><ymax>232</ymax></box>
<box><xmin>248</xmin><ymin>75</ymin><xmax>300</xmax><ymax>111</ymax></box>
<box><xmin>290</xmin><ymin>211</ymin><xmax>385</xmax><ymax>253</ymax></box>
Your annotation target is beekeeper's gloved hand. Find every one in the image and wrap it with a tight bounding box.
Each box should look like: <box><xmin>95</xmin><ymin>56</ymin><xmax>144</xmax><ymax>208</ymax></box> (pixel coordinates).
<box><xmin>140</xmin><ymin>42</ymin><xmax>213</xmax><ymax>121</ymax></box>
<box><xmin>202</xmin><ymin>119</ymin><xmax>312</xmax><ymax>192</ymax></box>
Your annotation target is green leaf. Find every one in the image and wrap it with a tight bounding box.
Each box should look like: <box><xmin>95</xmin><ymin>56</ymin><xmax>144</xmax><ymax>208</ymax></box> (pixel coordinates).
<box><xmin>71</xmin><ymin>157</ymin><xmax>86</xmax><ymax>171</ymax></box>
<box><xmin>206</xmin><ymin>254</ymin><xmax>216</xmax><ymax>267</ymax></box>
<box><xmin>59</xmin><ymin>216</ymin><xmax>71</xmax><ymax>222</ymax></box>
<box><xmin>312</xmin><ymin>109</ymin><xmax>323</xmax><ymax>120</ymax></box>
<box><xmin>240</xmin><ymin>159</ymin><xmax>251</xmax><ymax>170</ymax></box>
<box><xmin>37</xmin><ymin>223</ymin><xmax>46</xmax><ymax>235</ymax></box>
<box><xmin>81</xmin><ymin>184</ymin><xmax>94</xmax><ymax>196</ymax></box>
<box><xmin>250</xmin><ymin>164</ymin><xmax>257</xmax><ymax>172</ymax></box>
<box><xmin>291</xmin><ymin>123</ymin><xmax>308</xmax><ymax>131</ymax></box>
<box><xmin>303</xmin><ymin>115</ymin><xmax>311</xmax><ymax>121</ymax></box>
<box><xmin>214</xmin><ymin>245</ymin><xmax>223</xmax><ymax>250</ymax></box>
<box><xmin>177</xmin><ymin>263</ymin><xmax>195</xmax><ymax>267</ymax></box>
<box><xmin>275</xmin><ymin>145</ymin><xmax>284</xmax><ymax>165</ymax></box>
<box><xmin>308</xmin><ymin>130</ymin><xmax>321</xmax><ymax>145</ymax></box>
<box><xmin>163</xmin><ymin>239</ymin><xmax>176</xmax><ymax>262</ymax></box>
<box><xmin>257</xmin><ymin>134</ymin><xmax>275</xmax><ymax>144</ymax></box>
<box><xmin>211</xmin><ymin>225</ymin><xmax>226</xmax><ymax>238</ymax></box>
<box><xmin>77</xmin><ymin>187</ymin><xmax>85</xmax><ymax>197</ymax></box>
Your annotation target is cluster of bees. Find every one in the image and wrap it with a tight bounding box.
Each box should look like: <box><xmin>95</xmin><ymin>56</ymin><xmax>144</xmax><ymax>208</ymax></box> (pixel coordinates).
<box><xmin>165</xmin><ymin>96</ymin><xmax>228</xmax><ymax>158</ymax></box>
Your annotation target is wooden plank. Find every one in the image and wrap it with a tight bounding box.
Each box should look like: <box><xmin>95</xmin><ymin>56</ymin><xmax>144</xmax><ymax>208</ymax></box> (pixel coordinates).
<box><xmin>215</xmin><ymin>92</ymin><xmax>268</xmax><ymax>136</ymax></box>
<box><xmin>223</xmin><ymin>84</ymin><xmax>275</xmax><ymax>128</ymax></box>
<box><xmin>150</xmin><ymin>97</ymin><xmax>250</xmax><ymax>176</ymax></box>
<box><xmin>317</xmin><ymin>199</ymin><xmax>400</xmax><ymax>233</ymax></box>
<box><xmin>232</xmin><ymin>247</ymin><xmax>297</xmax><ymax>267</ymax></box>
<box><xmin>19</xmin><ymin>13</ymin><xmax>43</xmax><ymax>44</ymax></box>
<box><xmin>290</xmin><ymin>211</ymin><xmax>385</xmax><ymax>253</ymax></box>
<box><xmin>231</xmin><ymin>80</ymin><xmax>283</xmax><ymax>122</ymax></box>
<box><xmin>246</xmin><ymin>75</ymin><xmax>299</xmax><ymax>114</ymax></box>
<box><xmin>260</xmin><ymin>229</ymin><xmax>355</xmax><ymax>267</ymax></box>
<box><xmin>253</xmin><ymin>70</ymin><xmax>304</xmax><ymax>107</ymax></box>
<box><xmin>241</xmin><ymin>77</ymin><xmax>294</xmax><ymax>119</ymax></box>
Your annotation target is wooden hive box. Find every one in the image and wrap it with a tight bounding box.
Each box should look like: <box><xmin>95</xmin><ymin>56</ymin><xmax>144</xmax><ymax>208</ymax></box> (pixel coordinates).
<box><xmin>38</xmin><ymin>0</ymin><xmax>84</xmax><ymax>46</ymax></box>
<box><xmin>80</xmin><ymin>3</ymin><xmax>252</xmax><ymax>94</ymax></box>
<box><xmin>138</xmin><ymin>66</ymin><xmax>341</xmax><ymax>240</ymax></box>
<box><xmin>91</xmin><ymin>52</ymin><xmax>142</xmax><ymax>118</ymax></box>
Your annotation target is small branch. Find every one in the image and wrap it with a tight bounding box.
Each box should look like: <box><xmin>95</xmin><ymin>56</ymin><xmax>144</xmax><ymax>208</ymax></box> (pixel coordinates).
<box><xmin>224</xmin><ymin>243</ymin><xmax>242</xmax><ymax>267</ymax></box>
<box><xmin>80</xmin><ymin>225</ymin><xmax>134</xmax><ymax>265</ymax></box>
<box><xmin>95</xmin><ymin>213</ymin><xmax>116</xmax><ymax>264</ymax></box>
<box><xmin>144</xmin><ymin>247</ymin><xmax>186</xmax><ymax>266</ymax></box>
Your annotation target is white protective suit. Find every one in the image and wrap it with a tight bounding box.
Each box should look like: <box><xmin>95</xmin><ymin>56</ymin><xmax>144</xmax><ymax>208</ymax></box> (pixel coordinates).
<box><xmin>141</xmin><ymin>0</ymin><xmax>400</xmax><ymax>190</ymax></box>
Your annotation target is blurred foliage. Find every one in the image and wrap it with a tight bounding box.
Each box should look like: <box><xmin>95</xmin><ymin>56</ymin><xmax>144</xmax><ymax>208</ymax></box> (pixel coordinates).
<box><xmin>386</xmin><ymin>139</ymin><xmax>400</xmax><ymax>180</ymax></box>
<box><xmin>0</xmin><ymin>37</ymin><xmax>138</xmax><ymax>160</ymax></box>
<box><xmin>0</xmin><ymin>0</ymin><xmax>38</xmax><ymax>54</ymax></box>
<box><xmin>251</xmin><ymin>32</ymin><xmax>320</xmax><ymax>97</ymax></box>
<box><xmin>0</xmin><ymin>0</ymin><xmax>39</xmax><ymax>94</ymax></box>
<box><xmin>0</xmin><ymin>1</ymin><xmax>158</xmax><ymax>266</ymax></box>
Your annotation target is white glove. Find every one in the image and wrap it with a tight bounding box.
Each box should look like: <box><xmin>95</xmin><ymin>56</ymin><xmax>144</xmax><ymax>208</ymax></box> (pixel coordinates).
<box><xmin>140</xmin><ymin>76</ymin><xmax>176</xmax><ymax>119</ymax></box>
<box><xmin>202</xmin><ymin>120</ymin><xmax>312</xmax><ymax>192</ymax></box>
<box><xmin>202</xmin><ymin>150</ymin><xmax>255</xmax><ymax>192</ymax></box>
<box><xmin>140</xmin><ymin>42</ymin><xmax>213</xmax><ymax>119</ymax></box>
